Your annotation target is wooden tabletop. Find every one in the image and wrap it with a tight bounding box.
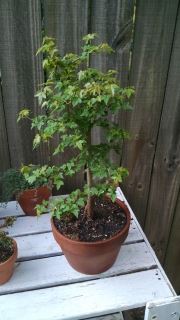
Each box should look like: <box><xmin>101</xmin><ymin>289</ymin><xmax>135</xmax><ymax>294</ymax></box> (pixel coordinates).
<box><xmin>0</xmin><ymin>188</ymin><xmax>175</xmax><ymax>320</ymax></box>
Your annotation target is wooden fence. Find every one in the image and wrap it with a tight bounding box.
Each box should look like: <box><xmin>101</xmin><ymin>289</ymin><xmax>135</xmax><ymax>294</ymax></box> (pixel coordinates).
<box><xmin>0</xmin><ymin>0</ymin><xmax>180</xmax><ymax>292</ymax></box>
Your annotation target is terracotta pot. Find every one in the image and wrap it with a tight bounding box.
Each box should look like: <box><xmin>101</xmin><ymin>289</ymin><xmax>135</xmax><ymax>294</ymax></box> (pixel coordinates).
<box><xmin>18</xmin><ymin>185</ymin><xmax>52</xmax><ymax>216</ymax></box>
<box><xmin>0</xmin><ymin>239</ymin><xmax>17</xmax><ymax>285</ymax></box>
<box><xmin>51</xmin><ymin>198</ymin><xmax>131</xmax><ymax>274</ymax></box>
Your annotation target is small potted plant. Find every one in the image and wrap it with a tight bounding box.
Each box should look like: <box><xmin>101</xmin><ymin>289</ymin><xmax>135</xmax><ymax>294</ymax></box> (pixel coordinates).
<box><xmin>18</xmin><ymin>34</ymin><xmax>134</xmax><ymax>274</ymax></box>
<box><xmin>0</xmin><ymin>167</ymin><xmax>51</xmax><ymax>216</ymax></box>
<box><xmin>0</xmin><ymin>217</ymin><xmax>17</xmax><ymax>284</ymax></box>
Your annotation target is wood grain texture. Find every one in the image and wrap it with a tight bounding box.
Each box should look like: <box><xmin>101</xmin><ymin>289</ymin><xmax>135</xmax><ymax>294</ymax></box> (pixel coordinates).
<box><xmin>1</xmin><ymin>213</ymin><xmax>51</xmax><ymax>237</ymax></box>
<box><xmin>90</xmin><ymin>0</ymin><xmax>134</xmax><ymax>163</ymax></box>
<box><xmin>164</xmin><ymin>190</ymin><xmax>180</xmax><ymax>293</ymax></box>
<box><xmin>145</xmin><ymin>4</ymin><xmax>180</xmax><ymax>263</ymax></box>
<box><xmin>0</xmin><ymin>85</ymin><xmax>10</xmax><ymax>171</ymax></box>
<box><xmin>0</xmin><ymin>242</ymin><xmax>156</xmax><ymax>295</ymax></box>
<box><xmin>0</xmin><ymin>269</ymin><xmax>173</xmax><ymax>320</ymax></box>
<box><xmin>15</xmin><ymin>226</ymin><xmax>143</xmax><ymax>261</ymax></box>
<box><xmin>144</xmin><ymin>297</ymin><xmax>180</xmax><ymax>320</ymax></box>
<box><xmin>118</xmin><ymin>187</ymin><xmax>176</xmax><ymax>295</ymax></box>
<box><xmin>0</xmin><ymin>201</ymin><xmax>24</xmax><ymax>218</ymax></box>
<box><xmin>121</xmin><ymin>0</ymin><xmax>179</xmax><ymax>226</ymax></box>
<box><xmin>43</xmin><ymin>0</ymin><xmax>89</xmax><ymax>192</ymax></box>
<box><xmin>90</xmin><ymin>0</ymin><xmax>133</xmax><ymax>85</ymax></box>
<box><xmin>0</xmin><ymin>0</ymin><xmax>48</xmax><ymax>168</ymax></box>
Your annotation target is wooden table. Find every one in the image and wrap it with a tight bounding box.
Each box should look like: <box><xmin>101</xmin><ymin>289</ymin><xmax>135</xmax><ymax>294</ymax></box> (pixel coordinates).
<box><xmin>0</xmin><ymin>188</ymin><xmax>175</xmax><ymax>320</ymax></box>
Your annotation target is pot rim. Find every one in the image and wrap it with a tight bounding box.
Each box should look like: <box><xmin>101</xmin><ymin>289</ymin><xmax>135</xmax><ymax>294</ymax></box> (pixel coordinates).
<box><xmin>0</xmin><ymin>239</ymin><xmax>17</xmax><ymax>266</ymax></box>
<box><xmin>17</xmin><ymin>184</ymin><xmax>52</xmax><ymax>196</ymax></box>
<box><xmin>51</xmin><ymin>198</ymin><xmax>131</xmax><ymax>246</ymax></box>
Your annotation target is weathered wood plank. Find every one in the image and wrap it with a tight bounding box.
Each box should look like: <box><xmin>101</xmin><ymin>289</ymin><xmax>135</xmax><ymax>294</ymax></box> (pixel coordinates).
<box><xmin>117</xmin><ymin>187</ymin><xmax>176</xmax><ymax>295</ymax></box>
<box><xmin>15</xmin><ymin>228</ymin><xmax>143</xmax><ymax>262</ymax></box>
<box><xmin>0</xmin><ymin>269</ymin><xmax>173</xmax><ymax>320</ymax></box>
<box><xmin>2</xmin><ymin>214</ymin><xmax>51</xmax><ymax>237</ymax></box>
<box><xmin>0</xmin><ymin>85</ymin><xmax>10</xmax><ymax>172</ymax></box>
<box><xmin>164</xmin><ymin>190</ymin><xmax>180</xmax><ymax>293</ymax></box>
<box><xmin>145</xmin><ymin>5</ymin><xmax>180</xmax><ymax>263</ymax></box>
<box><xmin>43</xmin><ymin>0</ymin><xmax>89</xmax><ymax>192</ymax></box>
<box><xmin>0</xmin><ymin>0</ymin><xmax>48</xmax><ymax>168</ymax></box>
<box><xmin>0</xmin><ymin>202</ymin><xmax>24</xmax><ymax>218</ymax></box>
<box><xmin>90</xmin><ymin>0</ymin><xmax>134</xmax><ymax>163</ymax></box>
<box><xmin>90</xmin><ymin>0</ymin><xmax>133</xmax><ymax>86</ymax></box>
<box><xmin>16</xmin><ymin>232</ymin><xmax>60</xmax><ymax>261</ymax></box>
<box><xmin>0</xmin><ymin>242</ymin><xmax>156</xmax><ymax>295</ymax></box>
<box><xmin>144</xmin><ymin>296</ymin><xmax>180</xmax><ymax>320</ymax></box>
<box><xmin>121</xmin><ymin>0</ymin><xmax>179</xmax><ymax>226</ymax></box>
<box><xmin>43</xmin><ymin>0</ymin><xmax>89</xmax><ymax>55</ymax></box>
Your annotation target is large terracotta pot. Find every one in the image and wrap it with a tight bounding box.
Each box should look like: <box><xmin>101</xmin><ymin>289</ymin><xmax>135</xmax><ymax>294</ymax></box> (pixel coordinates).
<box><xmin>0</xmin><ymin>239</ymin><xmax>17</xmax><ymax>285</ymax></box>
<box><xmin>51</xmin><ymin>198</ymin><xmax>131</xmax><ymax>275</ymax></box>
<box><xmin>18</xmin><ymin>185</ymin><xmax>51</xmax><ymax>216</ymax></box>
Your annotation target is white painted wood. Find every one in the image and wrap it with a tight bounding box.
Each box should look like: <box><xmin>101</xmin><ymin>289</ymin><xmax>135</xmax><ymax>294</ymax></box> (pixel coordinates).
<box><xmin>0</xmin><ymin>201</ymin><xmax>24</xmax><ymax>217</ymax></box>
<box><xmin>0</xmin><ymin>195</ymin><xmax>68</xmax><ymax>218</ymax></box>
<box><xmin>0</xmin><ymin>269</ymin><xmax>173</xmax><ymax>320</ymax></box>
<box><xmin>0</xmin><ymin>242</ymin><xmax>157</xmax><ymax>295</ymax></box>
<box><xmin>2</xmin><ymin>213</ymin><xmax>51</xmax><ymax>237</ymax></box>
<box><xmin>117</xmin><ymin>187</ymin><xmax>176</xmax><ymax>296</ymax></box>
<box><xmin>144</xmin><ymin>296</ymin><xmax>180</xmax><ymax>320</ymax></box>
<box><xmin>14</xmin><ymin>220</ymin><xmax>143</xmax><ymax>261</ymax></box>
<box><xmin>15</xmin><ymin>232</ymin><xmax>61</xmax><ymax>261</ymax></box>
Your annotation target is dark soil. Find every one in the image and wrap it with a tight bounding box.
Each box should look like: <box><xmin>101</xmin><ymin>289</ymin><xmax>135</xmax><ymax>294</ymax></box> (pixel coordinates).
<box><xmin>54</xmin><ymin>197</ymin><xmax>127</xmax><ymax>242</ymax></box>
<box><xmin>0</xmin><ymin>236</ymin><xmax>14</xmax><ymax>263</ymax></box>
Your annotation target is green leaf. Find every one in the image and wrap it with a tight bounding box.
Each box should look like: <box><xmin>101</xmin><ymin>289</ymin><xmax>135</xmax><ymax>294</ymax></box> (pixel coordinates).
<box><xmin>82</xmin><ymin>33</ymin><xmax>97</xmax><ymax>44</ymax></box>
<box><xmin>17</xmin><ymin>33</ymin><xmax>133</xmax><ymax>221</ymax></box>
<box><xmin>33</xmin><ymin>134</ymin><xmax>41</xmax><ymax>149</ymax></box>
<box><xmin>17</xmin><ymin>109</ymin><xmax>30</xmax><ymax>122</ymax></box>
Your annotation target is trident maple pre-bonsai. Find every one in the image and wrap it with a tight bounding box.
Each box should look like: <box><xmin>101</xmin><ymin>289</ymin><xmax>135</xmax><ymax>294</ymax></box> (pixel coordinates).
<box><xmin>18</xmin><ymin>34</ymin><xmax>134</xmax><ymax>274</ymax></box>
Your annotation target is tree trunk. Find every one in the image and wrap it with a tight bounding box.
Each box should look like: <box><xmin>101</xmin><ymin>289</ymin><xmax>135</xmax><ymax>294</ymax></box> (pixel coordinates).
<box><xmin>86</xmin><ymin>167</ymin><xmax>93</xmax><ymax>218</ymax></box>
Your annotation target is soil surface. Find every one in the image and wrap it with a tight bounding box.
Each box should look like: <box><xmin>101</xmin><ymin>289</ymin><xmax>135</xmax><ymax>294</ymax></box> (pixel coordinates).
<box><xmin>0</xmin><ymin>238</ymin><xmax>14</xmax><ymax>263</ymax></box>
<box><xmin>54</xmin><ymin>197</ymin><xmax>127</xmax><ymax>242</ymax></box>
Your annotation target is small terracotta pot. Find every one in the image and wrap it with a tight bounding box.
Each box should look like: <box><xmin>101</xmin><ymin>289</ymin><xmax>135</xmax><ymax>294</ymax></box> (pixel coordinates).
<box><xmin>17</xmin><ymin>185</ymin><xmax>52</xmax><ymax>216</ymax></box>
<box><xmin>0</xmin><ymin>239</ymin><xmax>17</xmax><ymax>285</ymax></box>
<box><xmin>51</xmin><ymin>198</ymin><xmax>131</xmax><ymax>274</ymax></box>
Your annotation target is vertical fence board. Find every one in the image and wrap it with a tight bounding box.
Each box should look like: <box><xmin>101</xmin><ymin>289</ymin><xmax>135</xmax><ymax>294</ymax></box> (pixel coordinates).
<box><xmin>145</xmin><ymin>5</ymin><xmax>180</xmax><ymax>263</ymax></box>
<box><xmin>90</xmin><ymin>0</ymin><xmax>134</xmax><ymax>162</ymax></box>
<box><xmin>121</xmin><ymin>0</ymin><xmax>179</xmax><ymax>226</ymax></box>
<box><xmin>0</xmin><ymin>85</ymin><xmax>10</xmax><ymax>171</ymax></box>
<box><xmin>0</xmin><ymin>0</ymin><xmax>48</xmax><ymax>168</ymax></box>
<box><xmin>90</xmin><ymin>0</ymin><xmax>133</xmax><ymax>85</ymax></box>
<box><xmin>43</xmin><ymin>0</ymin><xmax>89</xmax><ymax>192</ymax></box>
<box><xmin>164</xmin><ymin>190</ymin><xmax>180</xmax><ymax>293</ymax></box>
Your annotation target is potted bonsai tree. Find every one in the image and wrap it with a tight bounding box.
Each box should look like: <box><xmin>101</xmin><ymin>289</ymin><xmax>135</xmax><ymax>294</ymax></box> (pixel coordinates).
<box><xmin>18</xmin><ymin>34</ymin><xmax>134</xmax><ymax>274</ymax></box>
<box><xmin>0</xmin><ymin>167</ymin><xmax>51</xmax><ymax>216</ymax></box>
<box><xmin>0</xmin><ymin>217</ymin><xmax>17</xmax><ymax>284</ymax></box>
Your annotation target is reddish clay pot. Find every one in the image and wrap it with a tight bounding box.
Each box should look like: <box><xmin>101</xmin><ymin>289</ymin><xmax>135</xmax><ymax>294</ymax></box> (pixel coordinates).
<box><xmin>18</xmin><ymin>185</ymin><xmax>52</xmax><ymax>216</ymax></box>
<box><xmin>51</xmin><ymin>198</ymin><xmax>131</xmax><ymax>274</ymax></box>
<box><xmin>0</xmin><ymin>239</ymin><xmax>17</xmax><ymax>285</ymax></box>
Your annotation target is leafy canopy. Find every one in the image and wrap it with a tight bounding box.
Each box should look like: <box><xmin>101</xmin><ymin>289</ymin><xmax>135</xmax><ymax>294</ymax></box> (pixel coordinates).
<box><xmin>18</xmin><ymin>34</ymin><xmax>134</xmax><ymax>219</ymax></box>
